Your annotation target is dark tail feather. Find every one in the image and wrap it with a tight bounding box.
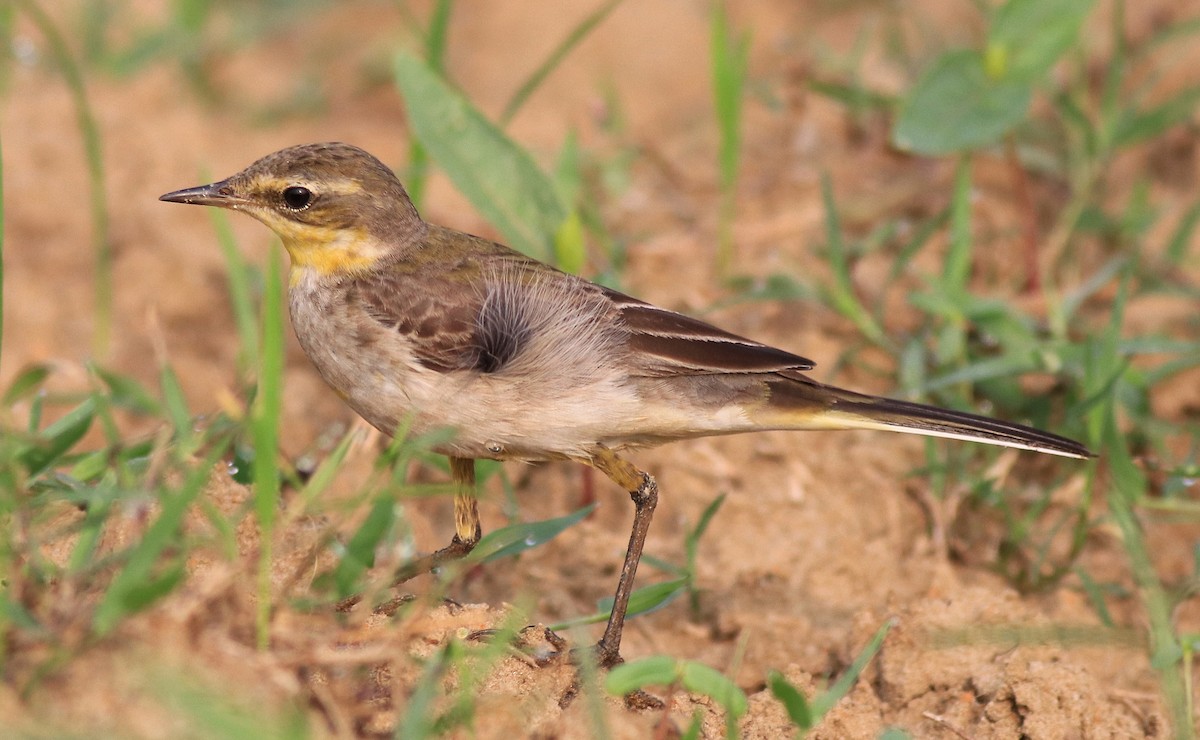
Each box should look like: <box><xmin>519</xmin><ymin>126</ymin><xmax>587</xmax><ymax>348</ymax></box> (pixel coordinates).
<box><xmin>762</xmin><ymin>378</ymin><xmax>1094</xmax><ymax>459</ymax></box>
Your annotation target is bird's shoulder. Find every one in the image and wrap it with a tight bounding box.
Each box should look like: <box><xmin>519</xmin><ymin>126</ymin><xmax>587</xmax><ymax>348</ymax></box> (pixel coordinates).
<box><xmin>347</xmin><ymin>227</ymin><xmax>571</xmax><ymax>373</ymax></box>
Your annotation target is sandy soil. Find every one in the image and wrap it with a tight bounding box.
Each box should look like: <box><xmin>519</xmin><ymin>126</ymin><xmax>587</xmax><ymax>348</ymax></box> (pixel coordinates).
<box><xmin>3</xmin><ymin>1</ymin><xmax>1198</xmax><ymax>737</ymax></box>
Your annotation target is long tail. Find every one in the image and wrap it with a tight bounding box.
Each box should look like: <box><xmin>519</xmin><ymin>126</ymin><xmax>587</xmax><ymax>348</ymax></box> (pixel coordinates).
<box><xmin>759</xmin><ymin>376</ymin><xmax>1094</xmax><ymax>459</ymax></box>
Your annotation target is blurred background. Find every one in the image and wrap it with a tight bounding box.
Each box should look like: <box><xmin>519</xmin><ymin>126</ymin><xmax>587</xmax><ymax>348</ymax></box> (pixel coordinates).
<box><xmin>2</xmin><ymin>1</ymin><xmax>1198</xmax><ymax>736</ymax></box>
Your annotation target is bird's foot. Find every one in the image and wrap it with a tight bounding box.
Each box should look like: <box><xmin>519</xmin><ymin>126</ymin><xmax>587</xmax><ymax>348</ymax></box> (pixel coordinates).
<box><xmin>465</xmin><ymin>624</ymin><xmax>568</xmax><ymax>668</ymax></box>
<box><xmin>332</xmin><ymin>533</ymin><xmax>479</xmax><ymax>613</ymax></box>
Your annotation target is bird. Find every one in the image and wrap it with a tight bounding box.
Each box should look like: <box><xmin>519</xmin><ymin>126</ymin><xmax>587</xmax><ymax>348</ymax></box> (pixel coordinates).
<box><xmin>160</xmin><ymin>142</ymin><xmax>1092</xmax><ymax>667</ymax></box>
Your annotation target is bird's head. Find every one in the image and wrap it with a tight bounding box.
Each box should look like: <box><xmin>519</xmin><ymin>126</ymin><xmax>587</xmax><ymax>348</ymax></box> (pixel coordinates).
<box><xmin>161</xmin><ymin>142</ymin><xmax>425</xmax><ymax>276</ymax></box>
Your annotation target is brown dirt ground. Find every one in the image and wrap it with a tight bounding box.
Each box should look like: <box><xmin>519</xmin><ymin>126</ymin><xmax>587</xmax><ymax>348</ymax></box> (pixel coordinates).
<box><xmin>3</xmin><ymin>1</ymin><xmax>1199</xmax><ymax>737</ymax></box>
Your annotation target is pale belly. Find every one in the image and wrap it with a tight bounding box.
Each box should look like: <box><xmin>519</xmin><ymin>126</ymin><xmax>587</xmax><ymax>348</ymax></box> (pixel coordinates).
<box><xmin>286</xmin><ymin>270</ymin><xmax>756</xmax><ymax>461</ymax></box>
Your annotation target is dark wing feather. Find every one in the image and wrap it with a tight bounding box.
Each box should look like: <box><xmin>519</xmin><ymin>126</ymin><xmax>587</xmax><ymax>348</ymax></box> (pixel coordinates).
<box><xmin>350</xmin><ymin>240</ymin><xmax>815</xmax><ymax>379</ymax></box>
<box><xmin>351</xmin><ymin>247</ymin><xmax>566</xmax><ymax>374</ymax></box>
<box><xmin>352</xmin><ymin>271</ymin><xmax>483</xmax><ymax>373</ymax></box>
<box><xmin>601</xmin><ymin>286</ymin><xmax>815</xmax><ymax>376</ymax></box>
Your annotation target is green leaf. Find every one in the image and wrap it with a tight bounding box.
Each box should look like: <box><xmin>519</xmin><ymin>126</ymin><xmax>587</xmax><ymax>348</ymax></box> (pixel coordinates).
<box><xmin>113</xmin><ymin>564</ymin><xmax>187</xmax><ymax>615</ymax></box>
<box><xmin>819</xmin><ymin>175</ymin><xmax>886</xmax><ymax>346</ymax></box>
<box><xmin>768</xmin><ymin>670</ymin><xmax>813</xmax><ymax>729</ymax></box>
<box><xmin>1164</xmin><ymin>200</ymin><xmax>1200</xmax><ymax>265</ymax></box>
<box><xmin>685</xmin><ymin>493</ymin><xmax>725</xmax><ymax>566</ymax></box>
<box><xmin>252</xmin><ymin>247</ymin><xmax>285</xmax><ymax>528</ymax></box>
<box><xmin>209</xmin><ymin>207</ymin><xmax>259</xmax><ymax>373</ymax></box>
<box><xmin>553</xmin><ymin>129</ymin><xmax>583</xmax><ymax>206</ymax></box>
<box><xmin>944</xmin><ymin>156</ymin><xmax>973</xmax><ymax>294</ymax></box>
<box><xmin>551</xmin><ymin>577</ymin><xmax>687</xmax><ymax>630</ymax></box>
<box><xmin>2</xmin><ymin>363</ymin><xmax>50</xmax><ymax>405</ymax></box>
<box><xmin>69</xmin><ymin>450</ymin><xmax>109</xmax><ymax>482</ymax></box>
<box><xmin>553</xmin><ymin>209</ymin><xmax>586</xmax><ymax>276</ymax></box>
<box><xmin>252</xmin><ymin>246</ymin><xmax>286</xmax><ymax>648</ymax></box>
<box><xmin>1113</xmin><ymin>84</ymin><xmax>1200</xmax><ymax>148</ymax></box>
<box><xmin>159</xmin><ymin>363</ymin><xmax>194</xmax><ymax>447</ymax></box>
<box><xmin>892</xmin><ymin>50</ymin><xmax>1031</xmax><ymax>155</ymax></box>
<box><xmin>1074</xmin><ymin>566</ymin><xmax>1115</xmax><ymax>628</ymax></box>
<box><xmin>328</xmin><ymin>495</ymin><xmax>396</xmax><ymax>596</ymax></box>
<box><xmin>68</xmin><ymin>497</ymin><xmax>110</xmax><ymax>574</ymax></box>
<box><xmin>93</xmin><ymin>444</ymin><xmax>223</xmax><ymax>634</ymax></box>
<box><xmin>93</xmin><ymin>366</ymin><xmax>161</xmax><ymax>415</ymax></box>
<box><xmin>810</xmin><ymin>618</ymin><xmax>894</xmax><ymax>719</ymax></box>
<box><xmin>711</xmin><ymin>0</ymin><xmax>750</xmax><ymax>191</ymax></box>
<box><xmin>680</xmin><ymin>661</ymin><xmax>747</xmax><ymax>718</ymax></box>
<box><xmin>20</xmin><ymin>397</ymin><xmax>96</xmax><ymax>477</ymax></box>
<box><xmin>605</xmin><ymin>656</ymin><xmax>677</xmax><ymax>695</ymax></box>
<box><xmin>398</xmin><ymin>641</ymin><xmax>455</xmax><ymax>739</ymax></box>
<box><xmin>599</xmin><ymin>577</ymin><xmax>686</xmax><ymax>619</ymax></box>
<box><xmin>0</xmin><ymin>594</ymin><xmax>43</xmax><ymax>633</ymax></box>
<box><xmin>988</xmin><ymin>0</ymin><xmax>1095</xmax><ymax>82</ymax></box>
<box><xmin>395</xmin><ymin>53</ymin><xmax>568</xmax><ymax>262</ymax></box>
<box><xmin>469</xmin><ymin>504</ymin><xmax>594</xmax><ymax>564</ymax></box>
<box><xmin>607</xmin><ymin>657</ymin><xmax>746</xmax><ymax>723</ymax></box>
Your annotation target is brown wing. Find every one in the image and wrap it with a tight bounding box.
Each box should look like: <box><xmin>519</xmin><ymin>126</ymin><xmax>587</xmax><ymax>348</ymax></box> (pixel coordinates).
<box><xmin>351</xmin><ymin>228</ymin><xmax>814</xmax><ymax>379</ymax></box>
<box><xmin>601</xmin><ymin>286</ymin><xmax>816</xmax><ymax>376</ymax></box>
<box><xmin>351</xmin><ymin>242</ymin><xmax>566</xmax><ymax>374</ymax></box>
<box><xmin>352</xmin><ymin>269</ymin><xmax>482</xmax><ymax>373</ymax></box>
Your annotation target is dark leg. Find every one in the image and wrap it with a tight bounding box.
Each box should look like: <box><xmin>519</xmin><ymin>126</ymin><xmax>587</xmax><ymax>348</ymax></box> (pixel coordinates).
<box><xmin>390</xmin><ymin>456</ymin><xmax>481</xmax><ymax>585</ymax></box>
<box><xmin>587</xmin><ymin>447</ymin><xmax>659</xmax><ymax>668</ymax></box>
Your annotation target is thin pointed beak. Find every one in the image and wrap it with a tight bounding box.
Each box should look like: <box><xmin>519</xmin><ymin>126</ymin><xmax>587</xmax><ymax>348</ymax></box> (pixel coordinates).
<box><xmin>159</xmin><ymin>179</ymin><xmax>246</xmax><ymax>207</ymax></box>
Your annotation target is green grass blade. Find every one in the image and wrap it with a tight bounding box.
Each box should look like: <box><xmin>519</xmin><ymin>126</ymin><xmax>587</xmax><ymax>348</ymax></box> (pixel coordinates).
<box><xmin>819</xmin><ymin>175</ymin><xmax>886</xmax><ymax>346</ymax></box>
<box><xmin>767</xmin><ymin>670</ymin><xmax>813</xmax><ymax>730</ymax></box>
<box><xmin>711</xmin><ymin>0</ymin><xmax>750</xmax><ymax>275</ymax></box>
<box><xmin>1105</xmin><ymin>406</ymin><xmax>1190</xmax><ymax>737</ymax></box>
<box><xmin>1062</xmin><ymin>256</ymin><xmax>1127</xmax><ymax>320</ymax></box>
<box><xmin>944</xmin><ymin>156</ymin><xmax>973</xmax><ymax>294</ymax></box>
<box><xmin>398</xmin><ymin>641</ymin><xmax>457</xmax><ymax>739</ymax></box>
<box><xmin>424</xmin><ymin>0</ymin><xmax>454</xmax><ymax>73</ymax></box>
<box><xmin>606</xmin><ymin>657</ymin><xmax>746</xmax><ymax>732</ymax></box>
<box><xmin>685</xmin><ymin>494</ymin><xmax>725</xmax><ymax>569</ymax></box>
<box><xmin>712</xmin><ymin>1</ymin><xmax>748</xmax><ymax>191</ymax></box>
<box><xmin>251</xmin><ymin>246</ymin><xmax>286</xmax><ymax>648</ymax></box>
<box><xmin>66</xmin><ymin>494</ymin><xmax>110</xmax><ymax>574</ymax></box>
<box><xmin>395</xmin><ymin>53</ymin><xmax>569</xmax><ymax>263</ymax></box>
<box><xmin>680</xmin><ymin>661</ymin><xmax>747</xmax><ymax>731</ymax></box>
<box><xmin>159</xmin><ymin>363</ymin><xmax>194</xmax><ymax>452</ymax></box>
<box><xmin>2</xmin><ymin>364</ymin><xmax>49</xmax><ymax>406</ymax></box>
<box><xmin>1113</xmin><ymin>84</ymin><xmax>1200</xmax><ymax>149</ymax></box>
<box><xmin>93</xmin><ymin>443</ymin><xmax>226</xmax><ymax>635</ymax></box>
<box><xmin>208</xmin><ymin>207</ymin><xmax>259</xmax><ymax>374</ymax></box>
<box><xmin>0</xmin><ymin>130</ymin><xmax>4</xmax><ymax>373</ymax></box>
<box><xmin>92</xmin><ymin>365</ymin><xmax>161</xmax><ymax>416</ymax></box>
<box><xmin>403</xmin><ymin>0</ymin><xmax>454</xmax><ymax>208</ymax></box>
<box><xmin>468</xmin><ymin>504</ymin><xmax>595</xmax><ymax>564</ymax></box>
<box><xmin>1074</xmin><ymin>567</ymin><xmax>1115</xmax><ymax>628</ymax></box>
<box><xmin>17</xmin><ymin>0</ymin><xmax>111</xmax><ymax>356</ymax></box>
<box><xmin>20</xmin><ymin>397</ymin><xmax>96</xmax><ymax>477</ymax></box>
<box><xmin>809</xmin><ymin>618</ymin><xmax>894</xmax><ymax>719</ymax></box>
<box><xmin>324</xmin><ymin>494</ymin><xmax>395</xmax><ymax>598</ymax></box>
<box><xmin>605</xmin><ymin>656</ymin><xmax>676</xmax><ymax>694</ymax></box>
<box><xmin>297</xmin><ymin>428</ymin><xmax>358</xmax><ymax>508</ymax></box>
<box><xmin>552</xmin><ymin>577</ymin><xmax>687</xmax><ymax>630</ymax></box>
<box><xmin>1164</xmin><ymin>199</ymin><xmax>1200</xmax><ymax>265</ymax></box>
<box><xmin>500</xmin><ymin>0</ymin><xmax>625</xmax><ymax>125</ymax></box>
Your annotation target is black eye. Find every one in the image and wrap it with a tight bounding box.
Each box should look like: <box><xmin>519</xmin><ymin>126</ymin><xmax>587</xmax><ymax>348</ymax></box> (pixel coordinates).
<box><xmin>282</xmin><ymin>186</ymin><xmax>313</xmax><ymax>210</ymax></box>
